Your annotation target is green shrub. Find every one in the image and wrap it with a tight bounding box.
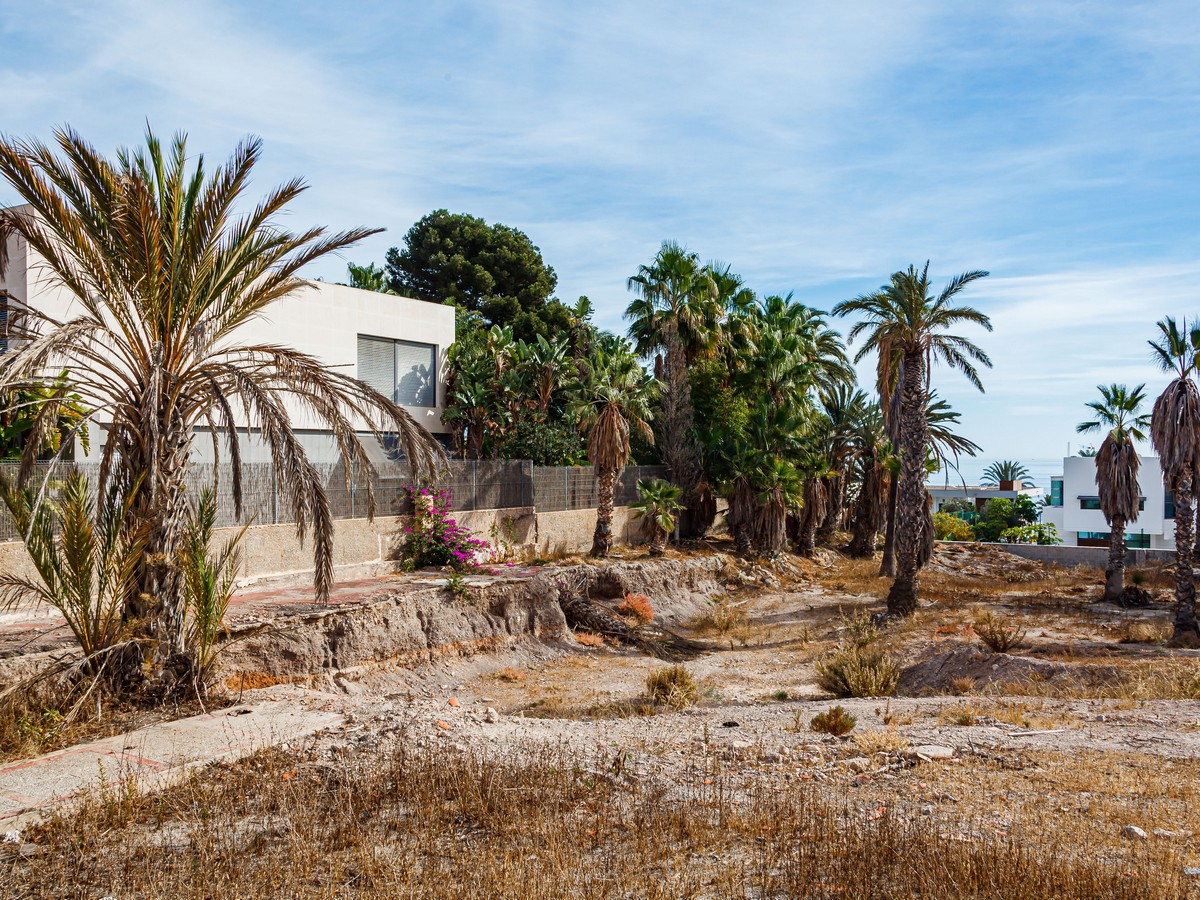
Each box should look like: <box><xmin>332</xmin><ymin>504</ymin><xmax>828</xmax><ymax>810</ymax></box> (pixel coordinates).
<box><xmin>816</xmin><ymin>645</ymin><xmax>900</xmax><ymax>698</ymax></box>
<box><xmin>934</xmin><ymin>512</ymin><xmax>975</xmax><ymax>541</ymax></box>
<box><xmin>998</xmin><ymin>523</ymin><xmax>1061</xmax><ymax>545</ymax></box>
<box><xmin>810</xmin><ymin>705</ymin><xmax>857</xmax><ymax>736</ymax></box>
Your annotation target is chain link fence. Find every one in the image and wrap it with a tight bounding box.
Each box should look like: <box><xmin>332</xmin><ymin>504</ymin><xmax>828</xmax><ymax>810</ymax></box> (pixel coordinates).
<box><xmin>0</xmin><ymin>460</ymin><xmax>668</xmax><ymax>540</ymax></box>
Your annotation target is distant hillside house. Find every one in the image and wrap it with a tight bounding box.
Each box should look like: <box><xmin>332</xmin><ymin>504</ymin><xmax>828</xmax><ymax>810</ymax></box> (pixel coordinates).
<box><xmin>1041</xmin><ymin>455</ymin><xmax>1174</xmax><ymax>550</ymax></box>
<box><xmin>0</xmin><ymin>205</ymin><xmax>455</xmax><ymax>466</ymax></box>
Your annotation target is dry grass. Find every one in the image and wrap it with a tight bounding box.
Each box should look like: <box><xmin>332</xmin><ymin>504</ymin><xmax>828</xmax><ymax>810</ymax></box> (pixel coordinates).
<box><xmin>3</xmin><ymin>744</ymin><xmax>1190</xmax><ymax>899</ymax></box>
<box><xmin>810</xmin><ymin>705</ymin><xmax>857</xmax><ymax>736</ymax></box>
<box><xmin>644</xmin><ymin>665</ymin><xmax>700</xmax><ymax>710</ymax></box>
<box><xmin>975</xmin><ymin>612</ymin><xmax>1029</xmax><ymax>653</ymax></box>
<box><xmin>815</xmin><ymin>645</ymin><xmax>900</xmax><ymax>698</ymax></box>
<box><xmin>853</xmin><ymin>727</ymin><xmax>909</xmax><ymax>754</ymax></box>
<box><xmin>1120</xmin><ymin>622</ymin><xmax>1173</xmax><ymax>644</ymax></box>
<box><xmin>691</xmin><ymin>594</ymin><xmax>750</xmax><ymax>635</ymax></box>
<box><xmin>573</xmin><ymin>631</ymin><xmax>605</xmax><ymax>648</ymax></box>
<box><xmin>0</xmin><ymin>681</ymin><xmax>220</xmax><ymax>763</ymax></box>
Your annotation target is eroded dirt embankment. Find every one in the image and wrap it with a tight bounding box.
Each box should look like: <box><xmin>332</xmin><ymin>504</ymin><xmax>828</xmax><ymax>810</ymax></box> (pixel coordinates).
<box><xmin>217</xmin><ymin>555</ymin><xmax>730</xmax><ymax>687</ymax></box>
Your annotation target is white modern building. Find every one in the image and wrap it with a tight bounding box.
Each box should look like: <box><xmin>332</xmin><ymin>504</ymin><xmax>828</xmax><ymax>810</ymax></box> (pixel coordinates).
<box><xmin>1041</xmin><ymin>455</ymin><xmax>1175</xmax><ymax>549</ymax></box>
<box><xmin>0</xmin><ymin>206</ymin><xmax>455</xmax><ymax>464</ymax></box>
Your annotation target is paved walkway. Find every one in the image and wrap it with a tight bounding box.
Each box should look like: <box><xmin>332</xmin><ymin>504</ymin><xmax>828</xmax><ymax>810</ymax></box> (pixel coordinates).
<box><xmin>0</xmin><ymin>688</ymin><xmax>343</xmax><ymax>828</ymax></box>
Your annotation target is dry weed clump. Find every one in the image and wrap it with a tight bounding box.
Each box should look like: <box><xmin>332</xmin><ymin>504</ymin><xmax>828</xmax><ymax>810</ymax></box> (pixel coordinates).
<box><xmin>974</xmin><ymin>612</ymin><xmax>1028</xmax><ymax>653</ymax></box>
<box><xmin>815</xmin><ymin>645</ymin><xmax>900</xmax><ymax>698</ymax></box>
<box><xmin>573</xmin><ymin>631</ymin><xmax>605</xmax><ymax>648</ymax></box>
<box><xmin>693</xmin><ymin>594</ymin><xmax>749</xmax><ymax>635</ymax></box>
<box><xmin>853</xmin><ymin>727</ymin><xmax>908</xmax><ymax>754</ymax></box>
<box><xmin>615</xmin><ymin>593</ymin><xmax>654</xmax><ymax>624</ymax></box>
<box><xmin>2</xmin><ymin>743</ymin><xmax>1185</xmax><ymax>899</ymax></box>
<box><xmin>810</xmin><ymin>704</ymin><xmax>857</xmax><ymax>736</ymax></box>
<box><xmin>645</xmin><ymin>665</ymin><xmax>699</xmax><ymax>710</ymax></box>
<box><xmin>1119</xmin><ymin>622</ymin><xmax>1172</xmax><ymax>644</ymax></box>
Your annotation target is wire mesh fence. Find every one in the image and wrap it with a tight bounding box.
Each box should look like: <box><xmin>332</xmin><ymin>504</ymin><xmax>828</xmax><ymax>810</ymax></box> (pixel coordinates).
<box><xmin>0</xmin><ymin>459</ymin><xmax>668</xmax><ymax>540</ymax></box>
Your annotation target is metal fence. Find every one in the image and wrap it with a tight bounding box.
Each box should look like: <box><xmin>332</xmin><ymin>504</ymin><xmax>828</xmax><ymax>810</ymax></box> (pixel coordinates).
<box><xmin>532</xmin><ymin>465</ymin><xmax>670</xmax><ymax>512</ymax></box>
<box><xmin>0</xmin><ymin>460</ymin><xmax>668</xmax><ymax>540</ymax></box>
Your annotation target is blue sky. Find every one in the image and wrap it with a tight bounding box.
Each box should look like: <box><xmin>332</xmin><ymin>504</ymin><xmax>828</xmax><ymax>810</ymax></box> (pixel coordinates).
<box><xmin>3</xmin><ymin>1</ymin><xmax>1199</xmax><ymax>472</ymax></box>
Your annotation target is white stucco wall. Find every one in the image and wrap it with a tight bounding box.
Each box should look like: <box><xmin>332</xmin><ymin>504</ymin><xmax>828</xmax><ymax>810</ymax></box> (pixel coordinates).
<box><xmin>1048</xmin><ymin>454</ymin><xmax>1173</xmax><ymax>549</ymax></box>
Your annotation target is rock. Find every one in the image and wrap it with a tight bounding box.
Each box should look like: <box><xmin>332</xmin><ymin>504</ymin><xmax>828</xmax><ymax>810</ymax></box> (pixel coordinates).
<box><xmin>907</xmin><ymin>745</ymin><xmax>955</xmax><ymax>761</ymax></box>
<box><xmin>484</xmin><ymin>707</ymin><xmax>499</xmax><ymax>724</ymax></box>
<box><xmin>843</xmin><ymin>756</ymin><xmax>871</xmax><ymax>773</ymax></box>
<box><xmin>761</xmin><ymin>752</ymin><xmax>781</xmax><ymax>763</ymax></box>
<box><xmin>1184</xmin><ymin>866</ymin><xmax>1200</xmax><ymax>877</ymax></box>
<box><xmin>920</xmin><ymin>804</ymin><xmax>935</xmax><ymax>816</ymax></box>
<box><xmin>1</xmin><ymin>831</ymin><xmax>18</xmax><ymax>843</ymax></box>
<box><xmin>1123</xmin><ymin>825</ymin><xmax>1148</xmax><ymax>840</ymax></box>
<box><xmin>730</xmin><ymin>740</ymin><xmax>753</xmax><ymax>751</ymax></box>
<box><xmin>721</xmin><ymin>721</ymin><xmax>740</xmax><ymax>728</ymax></box>
<box><xmin>1153</xmin><ymin>828</ymin><xmax>1177</xmax><ymax>838</ymax></box>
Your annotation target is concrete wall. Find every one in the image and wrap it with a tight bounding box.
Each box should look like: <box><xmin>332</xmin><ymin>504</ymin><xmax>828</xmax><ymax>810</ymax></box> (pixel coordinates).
<box><xmin>942</xmin><ymin>540</ymin><xmax>1175</xmax><ymax>568</ymax></box>
<box><xmin>0</xmin><ymin>504</ymin><xmax>649</xmax><ymax>602</ymax></box>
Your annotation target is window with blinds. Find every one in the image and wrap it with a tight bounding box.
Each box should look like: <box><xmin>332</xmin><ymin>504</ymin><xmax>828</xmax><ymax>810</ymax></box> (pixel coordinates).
<box><xmin>356</xmin><ymin>335</ymin><xmax>437</xmax><ymax>408</ymax></box>
<box><xmin>0</xmin><ymin>294</ymin><xmax>8</xmax><ymax>355</ymax></box>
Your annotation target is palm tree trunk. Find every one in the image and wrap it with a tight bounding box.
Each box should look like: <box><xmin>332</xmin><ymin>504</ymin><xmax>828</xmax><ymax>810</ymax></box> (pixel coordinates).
<box><xmin>1104</xmin><ymin>515</ymin><xmax>1127</xmax><ymax>604</ymax></box>
<box><xmin>818</xmin><ymin>475</ymin><xmax>843</xmax><ymax>539</ymax></box>
<box><xmin>649</xmin><ymin>526</ymin><xmax>666</xmax><ymax>556</ymax></box>
<box><xmin>591</xmin><ymin>465</ymin><xmax>619</xmax><ymax>558</ymax></box>
<box><xmin>123</xmin><ymin>428</ymin><xmax>193</xmax><ymax>675</ymax></box>
<box><xmin>1171</xmin><ymin>480</ymin><xmax>1199</xmax><ymax>644</ymax></box>
<box><xmin>880</xmin><ymin>475</ymin><xmax>899</xmax><ymax>575</ymax></box>
<box><xmin>886</xmin><ymin>350</ymin><xmax>927</xmax><ymax>617</ymax></box>
<box><xmin>659</xmin><ymin>329</ymin><xmax>704</xmax><ymax>537</ymax></box>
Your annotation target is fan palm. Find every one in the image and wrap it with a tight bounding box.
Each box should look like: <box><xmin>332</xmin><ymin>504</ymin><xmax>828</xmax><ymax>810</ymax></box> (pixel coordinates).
<box><xmin>574</xmin><ymin>347</ymin><xmax>655</xmax><ymax>557</ymax></box>
<box><xmin>631</xmin><ymin>478</ymin><xmax>685</xmax><ymax>557</ymax></box>
<box><xmin>833</xmin><ymin>263</ymin><xmax>992</xmax><ymax>617</ymax></box>
<box><xmin>980</xmin><ymin>460</ymin><xmax>1031</xmax><ymax>487</ymax></box>
<box><xmin>0</xmin><ymin>128</ymin><xmax>443</xmax><ymax>676</ymax></box>
<box><xmin>1076</xmin><ymin>384</ymin><xmax>1150</xmax><ymax>604</ymax></box>
<box><xmin>1149</xmin><ymin>318</ymin><xmax>1200</xmax><ymax>643</ymax></box>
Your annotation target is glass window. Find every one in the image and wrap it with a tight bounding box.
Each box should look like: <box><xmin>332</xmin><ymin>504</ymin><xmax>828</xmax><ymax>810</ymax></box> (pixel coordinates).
<box><xmin>356</xmin><ymin>336</ymin><xmax>437</xmax><ymax>408</ymax></box>
<box><xmin>1079</xmin><ymin>497</ymin><xmax>1101</xmax><ymax>510</ymax></box>
<box><xmin>1049</xmin><ymin>479</ymin><xmax>1063</xmax><ymax>507</ymax></box>
<box><xmin>1166</xmin><ymin>491</ymin><xmax>1176</xmax><ymax>519</ymax></box>
<box><xmin>1079</xmin><ymin>531</ymin><xmax>1151</xmax><ymax>549</ymax></box>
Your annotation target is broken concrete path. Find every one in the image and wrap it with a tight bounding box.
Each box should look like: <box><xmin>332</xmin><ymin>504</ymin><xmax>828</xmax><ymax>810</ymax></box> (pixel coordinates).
<box><xmin>0</xmin><ymin>689</ymin><xmax>342</xmax><ymax>828</ymax></box>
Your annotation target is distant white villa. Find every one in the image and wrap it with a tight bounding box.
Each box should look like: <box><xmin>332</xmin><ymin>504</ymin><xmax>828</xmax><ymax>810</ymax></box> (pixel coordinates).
<box><xmin>1041</xmin><ymin>455</ymin><xmax>1175</xmax><ymax>549</ymax></box>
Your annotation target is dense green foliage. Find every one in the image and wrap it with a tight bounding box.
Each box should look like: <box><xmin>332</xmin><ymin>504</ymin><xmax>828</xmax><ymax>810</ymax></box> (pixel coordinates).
<box><xmin>384</xmin><ymin>209</ymin><xmax>569</xmax><ymax>341</ymax></box>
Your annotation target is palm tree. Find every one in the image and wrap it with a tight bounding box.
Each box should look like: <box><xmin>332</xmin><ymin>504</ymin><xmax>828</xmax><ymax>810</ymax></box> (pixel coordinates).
<box><xmin>0</xmin><ymin>128</ymin><xmax>443</xmax><ymax>677</ymax></box>
<box><xmin>343</xmin><ymin>262</ymin><xmax>397</xmax><ymax>294</ymax></box>
<box><xmin>1076</xmin><ymin>384</ymin><xmax>1150</xmax><ymax>604</ymax></box>
<box><xmin>980</xmin><ymin>460</ymin><xmax>1031</xmax><ymax>486</ymax></box>
<box><xmin>1149</xmin><ymin>318</ymin><xmax>1200</xmax><ymax>644</ymax></box>
<box><xmin>833</xmin><ymin>263</ymin><xmax>992</xmax><ymax>617</ymax></box>
<box><xmin>631</xmin><ymin>478</ymin><xmax>685</xmax><ymax>556</ymax></box>
<box><xmin>574</xmin><ymin>347</ymin><xmax>655</xmax><ymax>557</ymax></box>
<box><xmin>625</xmin><ymin>242</ymin><xmax>718</xmax><ymax>535</ymax></box>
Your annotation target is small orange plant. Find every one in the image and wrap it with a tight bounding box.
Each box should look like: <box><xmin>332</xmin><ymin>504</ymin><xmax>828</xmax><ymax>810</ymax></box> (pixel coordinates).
<box><xmin>574</xmin><ymin>631</ymin><xmax>604</xmax><ymax>647</ymax></box>
<box><xmin>617</xmin><ymin>593</ymin><xmax>654</xmax><ymax>624</ymax></box>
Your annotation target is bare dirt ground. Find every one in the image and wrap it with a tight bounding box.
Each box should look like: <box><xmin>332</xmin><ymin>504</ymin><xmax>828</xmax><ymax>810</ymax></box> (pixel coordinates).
<box><xmin>6</xmin><ymin>542</ymin><xmax>1200</xmax><ymax>896</ymax></box>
